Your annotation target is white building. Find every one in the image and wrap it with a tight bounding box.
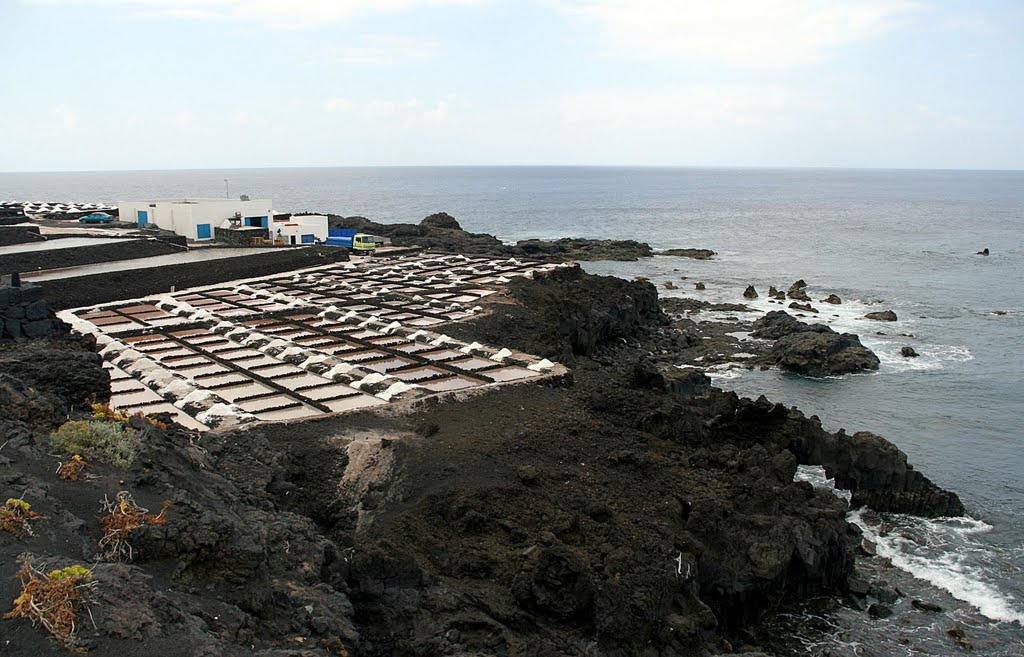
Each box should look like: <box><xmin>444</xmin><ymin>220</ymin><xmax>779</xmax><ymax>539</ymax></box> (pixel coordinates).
<box><xmin>269</xmin><ymin>214</ymin><xmax>329</xmax><ymax>245</ymax></box>
<box><xmin>118</xmin><ymin>198</ymin><xmax>274</xmax><ymax>241</ymax></box>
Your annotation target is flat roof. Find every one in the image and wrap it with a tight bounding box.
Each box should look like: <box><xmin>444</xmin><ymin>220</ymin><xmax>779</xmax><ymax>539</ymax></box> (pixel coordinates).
<box><xmin>119</xmin><ymin>198</ymin><xmax>272</xmax><ymax>204</ymax></box>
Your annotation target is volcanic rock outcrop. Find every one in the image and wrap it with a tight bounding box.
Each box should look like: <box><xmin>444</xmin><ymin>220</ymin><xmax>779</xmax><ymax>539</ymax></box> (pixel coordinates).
<box><xmin>752</xmin><ymin>311</ymin><xmax>880</xmax><ymax>376</ymax></box>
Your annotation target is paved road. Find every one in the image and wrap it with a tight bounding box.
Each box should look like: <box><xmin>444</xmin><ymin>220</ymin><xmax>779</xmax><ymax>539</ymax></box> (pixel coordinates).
<box><xmin>23</xmin><ymin>247</ymin><xmax>294</xmax><ymax>282</ymax></box>
<box><xmin>0</xmin><ymin>237</ymin><xmax>136</xmax><ymax>255</ymax></box>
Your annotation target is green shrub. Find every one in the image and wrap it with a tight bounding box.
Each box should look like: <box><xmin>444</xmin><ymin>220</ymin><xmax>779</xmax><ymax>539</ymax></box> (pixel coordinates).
<box><xmin>50</xmin><ymin>420</ymin><xmax>141</xmax><ymax>468</ymax></box>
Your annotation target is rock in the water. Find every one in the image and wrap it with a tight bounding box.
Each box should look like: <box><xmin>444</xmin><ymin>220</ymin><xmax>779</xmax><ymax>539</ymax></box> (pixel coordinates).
<box><xmin>865</xmin><ymin>310</ymin><xmax>898</xmax><ymax>322</ymax></box>
<box><xmin>751</xmin><ymin>312</ymin><xmax>880</xmax><ymax>376</ymax></box>
<box><xmin>420</xmin><ymin>211</ymin><xmax>462</xmax><ymax>230</ymax></box>
<box><xmin>848</xmin><ymin>577</ymin><xmax>870</xmax><ymax>596</ymax></box>
<box><xmin>821</xmin><ymin>294</ymin><xmax>842</xmax><ymax>304</ymax></box>
<box><xmin>901</xmin><ymin>346</ymin><xmax>919</xmax><ymax>358</ymax></box>
<box><xmin>743</xmin><ymin>285</ymin><xmax>758</xmax><ymax>299</ymax></box>
<box><xmin>787</xmin><ymin>280</ymin><xmax>810</xmax><ymax>301</ymax></box>
<box><xmin>868</xmin><ymin>603</ymin><xmax>893</xmax><ymax>619</ymax></box>
<box><xmin>947</xmin><ymin>627</ymin><xmax>972</xmax><ymax>650</ymax></box>
<box><xmin>659</xmin><ymin>248</ymin><xmax>716</xmax><ymax>259</ymax></box>
<box><xmin>870</xmin><ymin>582</ymin><xmax>899</xmax><ymax>604</ymax></box>
<box><xmin>663</xmin><ymin>281</ymin><xmax>677</xmax><ymax>289</ymax></box>
<box><xmin>788</xmin><ymin>302</ymin><xmax>818</xmax><ymax>313</ymax></box>
<box><xmin>771</xmin><ymin>330</ymin><xmax>880</xmax><ymax>376</ymax></box>
<box><xmin>912</xmin><ymin>599</ymin><xmax>944</xmax><ymax>613</ymax></box>
<box><xmin>860</xmin><ymin>538</ymin><xmax>878</xmax><ymax>556</ymax></box>
<box><xmin>695</xmin><ymin>282</ymin><xmax>706</xmax><ymax>290</ymax></box>
<box><xmin>751</xmin><ymin>310</ymin><xmax>828</xmax><ymax>340</ymax></box>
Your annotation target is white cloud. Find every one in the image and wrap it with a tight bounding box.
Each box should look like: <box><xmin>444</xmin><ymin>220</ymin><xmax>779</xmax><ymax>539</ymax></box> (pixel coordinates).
<box><xmin>560</xmin><ymin>84</ymin><xmax>814</xmax><ymax>129</ymax></box>
<box><xmin>323</xmin><ymin>97</ymin><xmax>354</xmax><ymax>112</ymax></box>
<box><xmin>312</xmin><ymin>35</ymin><xmax>442</xmax><ymax>66</ymax></box>
<box><xmin>555</xmin><ymin>0</ymin><xmax>921</xmax><ymax>68</ymax></box>
<box><xmin>54</xmin><ymin>103</ymin><xmax>78</xmax><ymax>129</ymax></box>
<box><xmin>322</xmin><ymin>93</ymin><xmax>460</xmax><ymax>125</ymax></box>
<box><xmin>24</xmin><ymin>0</ymin><xmax>487</xmax><ymax>28</ymax></box>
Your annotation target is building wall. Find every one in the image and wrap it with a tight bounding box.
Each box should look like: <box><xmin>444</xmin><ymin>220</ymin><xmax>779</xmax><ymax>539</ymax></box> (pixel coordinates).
<box><xmin>118</xmin><ymin>199</ymin><xmax>273</xmax><ymax>241</ymax></box>
<box><xmin>270</xmin><ymin>214</ymin><xmax>328</xmax><ymax>245</ymax></box>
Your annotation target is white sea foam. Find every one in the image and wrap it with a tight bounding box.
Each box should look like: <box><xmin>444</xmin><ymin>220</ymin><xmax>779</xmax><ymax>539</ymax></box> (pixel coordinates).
<box><xmin>850</xmin><ymin>509</ymin><xmax>1024</xmax><ymax>624</ymax></box>
<box><xmin>794</xmin><ymin>464</ymin><xmax>851</xmax><ymax>502</ymax></box>
<box><xmin>876</xmin><ymin>343</ymin><xmax>974</xmax><ymax>373</ymax></box>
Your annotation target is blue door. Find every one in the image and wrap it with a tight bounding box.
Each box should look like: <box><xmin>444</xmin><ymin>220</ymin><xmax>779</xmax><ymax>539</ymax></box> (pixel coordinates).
<box><xmin>196</xmin><ymin>223</ymin><xmax>212</xmax><ymax>239</ymax></box>
<box><xmin>137</xmin><ymin>210</ymin><xmax>148</xmax><ymax>227</ymax></box>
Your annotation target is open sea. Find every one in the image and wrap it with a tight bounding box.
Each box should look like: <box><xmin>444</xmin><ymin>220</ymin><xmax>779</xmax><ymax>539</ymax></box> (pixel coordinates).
<box><xmin>2</xmin><ymin>166</ymin><xmax>1022</xmax><ymax>655</ymax></box>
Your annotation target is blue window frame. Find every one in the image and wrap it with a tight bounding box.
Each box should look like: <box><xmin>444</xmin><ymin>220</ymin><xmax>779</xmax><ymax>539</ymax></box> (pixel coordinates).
<box><xmin>196</xmin><ymin>223</ymin><xmax>212</xmax><ymax>239</ymax></box>
<box><xmin>301</xmin><ymin>234</ymin><xmax>315</xmax><ymax>244</ymax></box>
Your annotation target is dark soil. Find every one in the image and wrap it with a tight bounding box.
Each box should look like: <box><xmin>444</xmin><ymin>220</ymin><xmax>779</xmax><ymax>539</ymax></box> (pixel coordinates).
<box><xmin>0</xmin><ymin>261</ymin><xmax>962</xmax><ymax>657</ymax></box>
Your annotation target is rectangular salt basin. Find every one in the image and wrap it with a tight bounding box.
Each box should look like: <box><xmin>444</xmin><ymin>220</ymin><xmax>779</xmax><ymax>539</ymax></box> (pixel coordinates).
<box><xmin>237</xmin><ymin>394</ymin><xmax>302</xmax><ymax>413</ymax></box>
<box><xmin>111</xmin><ymin>387</ymin><xmax>163</xmax><ymax>408</ymax></box>
<box><xmin>111</xmin><ymin>379</ymin><xmax>145</xmax><ymax>393</ymax></box>
<box><xmin>338</xmin><ymin>350</ymin><xmax>389</xmax><ymax>362</ymax></box>
<box><xmin>420</xmin><ymin>349</ymin><xmax>465</xmax><ymax>362</ymax></box>
<box><xmin>254</xmin><ymin>404</ymin><xmax>324</xmax><ymax>422</ymax></box>
<box><xmin>104</xmin><ymin>365</ymin><xmax>132</xmax><ymax>381</ymax></box>
<box><xmin>362</xmin><ymin>357</ymin><xmax>415</xmax><ymax>373</ymax></box>
<box><xmin>183</xmin><ymin>333</ymin><xmax>229</xmax><ymax>345</ymax></box>
<box><xmin>213</xmin><ymin>381</ymin><xmax>276</xmax><ymax>402</ymax></box>
<box><xmin>482</xmin><ymin>366</ymin><xmax>539</xmax><ymax>382</ymax></box>
<box><xmin>150</xmin><ymin>348</ymin><xmax>198</xmax><ymax>361</ymax></box>
<box><xmin>175</xmin><ymin>363</ymin><xmax>230</xmax><ymax>378</ymax></box>
<box><xmin>447</xmin><ymin>357</ymin><xmax>499</xmax><ymax>372</ymax></box>
<box><xmin>300</xmin><ymin>384</ymin><xmax>362</xmax><ymax>401</ymax></box>
<box><xmin>324</xmin><ymin>395</ymin><xmax>388</xmax><ymax>413</ymax></box>
<box><xmin>252</xmin><ymin>364</ymin><xmax>305</xmax><ymax>378</ymax></box>
<box><xmin>231</xmin><ymin>355</ymin><xmax>281</xmax><ymax>368</ymax></box>
<box><xmin>274</xmin><ymin>372</ymin><xmax>332</xmax><ymax>390</ymax></box>
<box><xmin>213</xmin><ymin>347</ymin><xmax>265</xmax><ymax>359</ymax></box>
<box><xmin>192</xmin><ymin>372</ymin><xmax>251</xmax><ymax>388</ymax></box>
<box><xmin>128</xmin><ymin>340</ymin><xmax>180</xmax><ymax>353</ymax></box>
<box><xmin>161</xmin><ymin>355</ymin><xmax>211</xmax><ymax>369</ymax></box>
<box><xmin>417</xmin><ymin>376</ymin><xmax>481</xmax><ymax>392</ymax></box>
<box><xmin>119</xmin><ymin>304</ymin><xmax>162</xmax><ymax>314</ymax></box>
<box><xmin>390</xmin><ymin>366</ymin><xmax>449</xmax><ymax>382</ymax></box>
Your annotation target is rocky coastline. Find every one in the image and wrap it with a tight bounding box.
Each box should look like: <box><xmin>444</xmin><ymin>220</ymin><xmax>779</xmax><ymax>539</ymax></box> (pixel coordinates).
<box><xmin>0</xmin><ymin>222</ymin><xmax>965</xmax><ymax>657</ymax></box>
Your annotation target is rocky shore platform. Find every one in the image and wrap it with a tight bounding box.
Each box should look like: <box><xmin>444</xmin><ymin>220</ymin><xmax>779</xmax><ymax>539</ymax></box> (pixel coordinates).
<box><xmin>0</xmin><ymin>237</ymin><xmax>964</xmax><ymax>657</ymax></box>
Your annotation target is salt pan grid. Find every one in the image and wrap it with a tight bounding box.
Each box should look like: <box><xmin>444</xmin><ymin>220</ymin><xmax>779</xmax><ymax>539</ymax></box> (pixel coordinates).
<box><xmin>60</xmin><ymin>254</ymin><xmax>568</xmax><ymax>431</ymax></box>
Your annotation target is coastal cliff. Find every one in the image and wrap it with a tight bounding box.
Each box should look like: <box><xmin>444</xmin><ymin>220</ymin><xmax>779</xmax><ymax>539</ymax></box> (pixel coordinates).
<box><xmin>0</xmin><ymin>264</ymin><xmax>961</xmax><ymax>657</ymax></box>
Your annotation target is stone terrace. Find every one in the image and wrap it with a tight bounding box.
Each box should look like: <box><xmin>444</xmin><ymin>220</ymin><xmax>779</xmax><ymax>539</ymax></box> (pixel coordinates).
<box><xmin>59</xmin><ymin>253</ymin><xmax>568</xmax><ymax>432</ymax></box>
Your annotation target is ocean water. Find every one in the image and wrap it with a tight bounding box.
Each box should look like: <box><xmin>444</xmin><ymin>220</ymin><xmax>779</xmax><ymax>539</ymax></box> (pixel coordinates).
<box><xmin>2</xmin><ymin>166</ymin><xmax>1023</xmax><ymax>654</ymax></box>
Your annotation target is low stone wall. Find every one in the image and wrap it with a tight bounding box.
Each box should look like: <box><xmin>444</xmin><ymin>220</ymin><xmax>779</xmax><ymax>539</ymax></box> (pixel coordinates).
<box><xmin>1</xmin><ymin>282</ymin><xmax>54</xmax><ymax>339</ymax></box>
<box><xmin>215</xmin><ymin>226</ymin><xmax>268</xmax><ymax>245</ymax></box>
<box><xmin>0</xmin><ymin>226</ymin><xmax>42</xmax><ymax>245</ymax></box>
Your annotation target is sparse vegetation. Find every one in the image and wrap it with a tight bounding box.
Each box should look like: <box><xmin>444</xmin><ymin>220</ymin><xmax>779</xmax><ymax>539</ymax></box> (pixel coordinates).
<box><xmin>50</xmin><ymin>420</ymin><xmax>140</xmax><ymax>468</ymax></box>
<box><xmin>90</xmin><ymin>403</ymin><xmax>126</xmax><ymax>422</ymax></box>
<box><xmin>56</xmin><ymin>455</ymin><xmax>90</xmax><ymax>481</ymax></box>
<box><xmin>0</xmin><ymin>497</ymin><xmax>42</xmax><ymax>537</ymax></box>
<box><xmin>98</xmin><ymin>491</ymin><xmax>171</xmax><ymax>561</ymax></box>
<box><xmin>4</xmin><ymin>558</ymin><xmax>97</xmax><ymax>652</ymax></box>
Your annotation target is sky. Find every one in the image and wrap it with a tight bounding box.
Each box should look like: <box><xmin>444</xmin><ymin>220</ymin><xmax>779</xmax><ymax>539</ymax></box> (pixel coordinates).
<box><xmin>1</xmin><ymin>0</ymin><xmax>1022</xmax><ymax>171</ymax></box>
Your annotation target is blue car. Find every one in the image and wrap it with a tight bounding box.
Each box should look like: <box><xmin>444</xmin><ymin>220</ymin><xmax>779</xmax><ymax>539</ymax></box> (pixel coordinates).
<box><xmin>79</xmin><ymin>212</ymin><xmax>114</xmax><ymax>224</ymax></box>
